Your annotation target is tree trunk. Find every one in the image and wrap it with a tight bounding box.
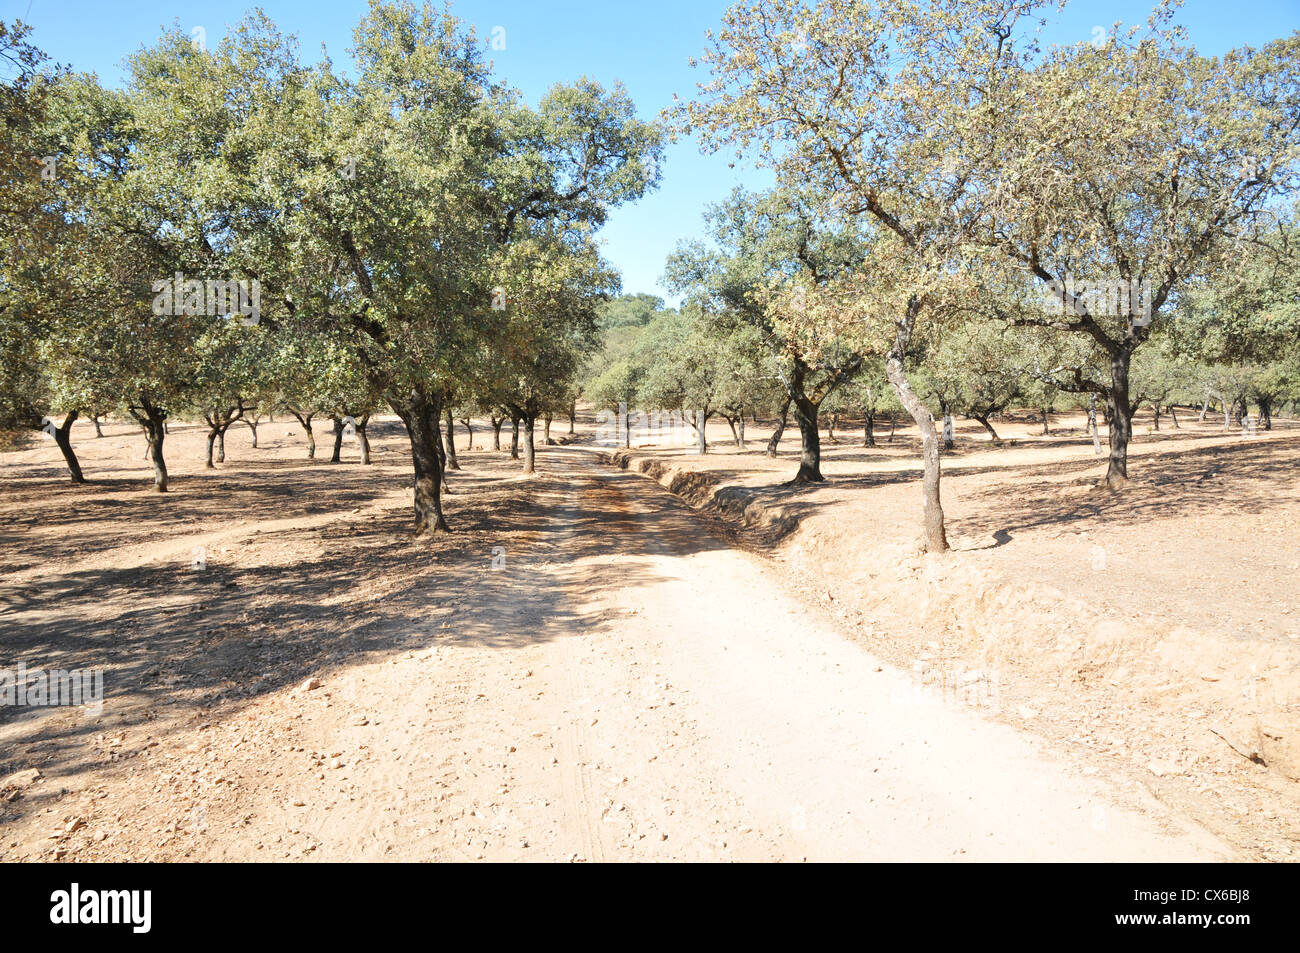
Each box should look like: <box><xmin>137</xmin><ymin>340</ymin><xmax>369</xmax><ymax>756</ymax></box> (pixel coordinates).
<box><xmin>51</xmin><ymin>411</ymin><xmax>85</xmax><ymax>483</ymax></box>
<box><xmin>1259</xmin><ymin>398</ymin><xmax>1273</xmax><ymax>431</ymax></box>
<box><xmin>291</xmin><ymin>411</ymin><xmax>315</xmax><ymax>459</ymax></box>
<box><xmin>443</xmin><ymin>410</ymin><xmax>460</xmax><ymax>470</ymax></box>
<box><xmin>521</xmin><ymin>415</ymin><xmax>536</xmax><ymax>474</ymax></box>
<box><xmin>92</xmin><ymin>415</ymin><xmax>104</xmax><ymax>438</ymax></box>
<box><xmin>1041</xmin><ymin>406</ymin><xmax>1050</xmax><ymax>436</ymax></box>
<box><xmin>864</xmin><ymin>411</ymin><xmax>876</xmax><ymax>447</ymax></box>
<box><xmin>889</xmin><ymin>413</ymin><xmax>896</xmax><ymax>442</ymax></box>
<box><xmin>1151</xmin><ymin>402</ymin><xmax>1161</xmax><ymax>431</ymax></box>
<box><xmin>568</xmin><ymin>399</ymin><xmax>576</xmax><ymax>434</ymax></box>
<box><xmin>246</xmin><ymin>418</ymin><xmax>259</xmax><ymax>448</ymax></box>
<box><xmin>217</xmin><ymin>427</ymin><xmax>227</xmax><ymax>463</ymax></box>
<box><xmin>510</xmin><ymin>416</ymin><xmax>520</xmax><ymax>459</ymax></box>
<box><xmin>1104</xmin><ymin>350</ymin><xmax>1134</xmax><ymax>489</ymax></box>
<box><xmin>737</xmin><ymin>415</ymin><xmax>745</xmax><ymax>450</ymax></box>
<box><xmin>726</xmin><ymin>415</ymin><xmax>741</xmax><ymax>448</ymax></box>
<box><xmin>392</xmin><ymin>392</ymin><xmax>449</xmax><ymax>534</ymax></box>
<box><xmin>205</xmin><ymin>429</ymin><xmax>218</xmax><ymax>469</ymax></box>
<box><xmin>693</xmin><ymin>410</ymin><xmax>709</xmax><ymax>454</ymax></box>
<box><xmin>826</xmin><ymin>412</ymin><xmax>839</xmax><ymax>445</ymax></box>
<box><xmin>885</xmin><ymin>318</ymin><xmax>947</xmax><ymax>553</ymax></box>
<box><xmin>460</xmin><ymin>418</ymin><xmax>473</xmax><ymax>451</ymax></box>
<box><xmin>357</xmin><ymin>415</ymin><xmax>372</xmax><ymax>465</ymax></box>
<box><xmin>766</xmin><ymin>397</ymin><xmax>790</xmax><ymax>457</ymax></box>
<box><xmin>973</xmin><ymin>414</ymin><xmax>1000</xmax><ymax>442</ymax></box>
<box><xmin>134</xmin><ymin>399</ymin><xmax>168</xmax><ymax>492</ymax></box>
<box><xmin>940</xmin><ymin>408</ymin><xmax>955</xmax><ymax>451</ymax></box>
<box><xmin>434</xmin><ymin>419</ymin><xmax>449</xmax><ymax>489</ymax></box>
<box><xmin>543</xmin><ymin>414</ymin><xmax>553</xmax><ymax>445</ymax></box>
<box><xmin>491</xmin><ymin>417</ymin><xmax>503</xmax><ymax>451</ymax></box>
<box><xmin>330</xmin><ymin>415</ymin><xmax>344</xmax><ymax>463</ymax></box>
<box><xmin>790</xmin><ymin>394</ymin><xmax>823</xmax><ymax>483</ymax></box>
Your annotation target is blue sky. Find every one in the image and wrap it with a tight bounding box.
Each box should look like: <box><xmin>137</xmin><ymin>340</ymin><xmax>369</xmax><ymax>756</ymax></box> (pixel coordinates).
<box><xmin>5</xmin><ymin>0</ymin><xmax>1298</xmax><ymax>303</ymax></box>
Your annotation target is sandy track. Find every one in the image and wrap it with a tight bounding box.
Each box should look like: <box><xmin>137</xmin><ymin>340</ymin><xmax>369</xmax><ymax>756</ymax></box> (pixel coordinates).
<box><xmin>2</xmin><ymin>441</ymin><xmax>1235</xmax><ymax>862</ymax></box>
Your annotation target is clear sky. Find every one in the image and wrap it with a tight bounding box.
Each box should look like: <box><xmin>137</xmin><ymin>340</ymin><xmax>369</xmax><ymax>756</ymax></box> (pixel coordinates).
<box><xmin>5</xmin><ymin>0</ymin><xmax>1297</xmax><ymax>303</ymax></box>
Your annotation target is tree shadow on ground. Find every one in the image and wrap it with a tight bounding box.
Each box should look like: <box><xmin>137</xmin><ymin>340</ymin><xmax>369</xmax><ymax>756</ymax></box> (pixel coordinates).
<box><xmin>953</xmin><ymin>433</ymin><xmax>1300</xmax><ymax>544</ymax></box>
<box><xmin>0</xmin><ymin>451</ymin><xmax>728</xmax><ymax>793</ymax></box>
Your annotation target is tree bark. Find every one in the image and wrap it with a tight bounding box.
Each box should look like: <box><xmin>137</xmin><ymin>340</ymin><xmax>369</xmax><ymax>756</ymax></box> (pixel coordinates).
<box><xmin>790</xmin><ymin>394</ymin><xmax>823</xmax><ymax>483</ymax></box>
<box><xmin>543</xmin><ymin>414</ymin><xmax>553</xmax><ymax>445</ymax></box>
<box><xmin>330</xmin><ymin>415</ymin><xmax>344</xmax><ymax>463</ymax></box>
<box><xmin>491</xmin><ymin>417</ymin><xmax>503</xmax><ymax>451</ymax></box>
<box><xmin>1041</xmin><ymin>406</ymin><xmax>1050</xmax><ymax>436</ymax></box>
<box><xmin>521</xmin><ymin>415</ymin><xmax>536</xmax><ymax>474</ymax></box>
<box><xmin>973</xmin><ymin>414</ymin><xmax>1000</xmax><ymax>442</ymax></box>
<box><xmin>357</xmin><ymin>415</ymin><xmax>372</xmax><ymax>465</ymax></box>
<box><xmin>435</xmin><ymin>420</ymin><xmax>449</xmax><ymax>489</ymax></box>
<box><xmin>568</xmin><ymin>399</ymin><xmax>576</xmax><ymax>434</ymax></box>
<box><xmin>1104</xmin><ymin>349</ymin><xmax>1134</xmax><ymax>489</ymax></box>
<box><xmin>51</xmin><ymin>411</ymin><xmax>85</xmax><ymax>483</ymax></box>
<box><xmin>290</xmin><ymin>410</ymin><xmax>316</xmax><ymax>459</ymax></box>
<box><xmin>691</xmin><ymin>409</ymin><xmax>709</xmax><ymax>454</ymax></box>
<box><xmin>392</xmin><ymin>391</ymin><xmax>449</xmax><ymax>534</ymax></box>
<box><xmin>444</xmin><ymin>410</ymin><xmax>460</xmax><ymax>470</ymax></box>
<box><xmin>132</xmin><ymin>399</ymin><xmax>168</xmax><ymax>492</ymax></box>
<box><xmin>1169</xmin><ymin>403</ymin><xmax>1180</xmax><ymax>429</ymax></box>
<box><xmin>725</xmin><ymin>415</ymin><xmax>742</xmax><ymax>448</ymax></box>
<box><xmin>864</xmin><ymin>410</ymin><xmax>876</xmax><ymax>447</ymax></box>
<box><xmin>92</xmin><ymin>415</ymin><xmax>103</xmax><ymax>438</ymax></box>
<box><xmin>885</xmin><ymin>315</ymin><xmax>947</xmax><ymax>553</ymax></box>
<box><xmin>1086</xmin><ymin>395</ymin><xmax>1102</xmax><ymax>454</ymax></box>
<box><xmin>246</xmin><ymin>418</ymin><xmax>259</xmax><ymax>448</ymax></box>
<box><xmin>766</xmin><ymin>397</ymin><xmax>790</xmax><ymax>456</ymax></box>
<box><xmin>510</xmin><ymin>416</ymin><xmax>520</xmax><ymax>459</ymax></box>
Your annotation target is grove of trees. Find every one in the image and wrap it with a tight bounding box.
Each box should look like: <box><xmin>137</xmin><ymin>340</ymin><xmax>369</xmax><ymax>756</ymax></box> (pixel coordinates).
<box><xmin>1</xmin><ymin>4</ymin><xmax>662</xmax><ymax>532</ymax></box>
<box><xmin>3</xmin><ymin>1</ymin><xmax>1298</xmax><ymax>555</ymax></box>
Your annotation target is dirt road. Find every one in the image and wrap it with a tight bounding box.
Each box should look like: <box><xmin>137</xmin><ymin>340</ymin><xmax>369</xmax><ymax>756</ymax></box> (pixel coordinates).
<box><xmin>1</xmin><ymin>436</ymin><xmax>1235</xmax><ymax>861</ymax></box>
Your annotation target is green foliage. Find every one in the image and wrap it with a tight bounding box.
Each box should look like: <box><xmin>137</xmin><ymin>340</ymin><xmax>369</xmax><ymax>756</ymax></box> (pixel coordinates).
<box><xmin>599</xmin><ymin>293</ymin><xmax>666</xmax><ymax>330</ymax></box>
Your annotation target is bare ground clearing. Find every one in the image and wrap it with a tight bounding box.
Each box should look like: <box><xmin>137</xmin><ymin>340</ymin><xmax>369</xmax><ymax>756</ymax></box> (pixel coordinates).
<box><xmin>607</xmin><ymin>408</ymin><xmax>1300</xmax><ymax>860</ymax></box>
<box><xmin>0</xmin><ymin>408</ymin><xmax>1290</xmax><ymax>860</ymax></box>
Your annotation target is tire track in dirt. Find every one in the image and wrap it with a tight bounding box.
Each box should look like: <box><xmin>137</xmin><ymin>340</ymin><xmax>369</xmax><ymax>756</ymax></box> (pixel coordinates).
<box><xmin>552</xmin><ymin>476</ymin><xmax>607</xmax><ymax>862</ymax></box>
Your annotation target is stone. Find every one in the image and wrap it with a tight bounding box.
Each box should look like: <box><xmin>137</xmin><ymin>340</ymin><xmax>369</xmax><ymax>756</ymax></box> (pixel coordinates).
<box><xmin>1</xmin><ymin>768</ymin><xmax>42</xmax><ymax>789</ymax></box>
